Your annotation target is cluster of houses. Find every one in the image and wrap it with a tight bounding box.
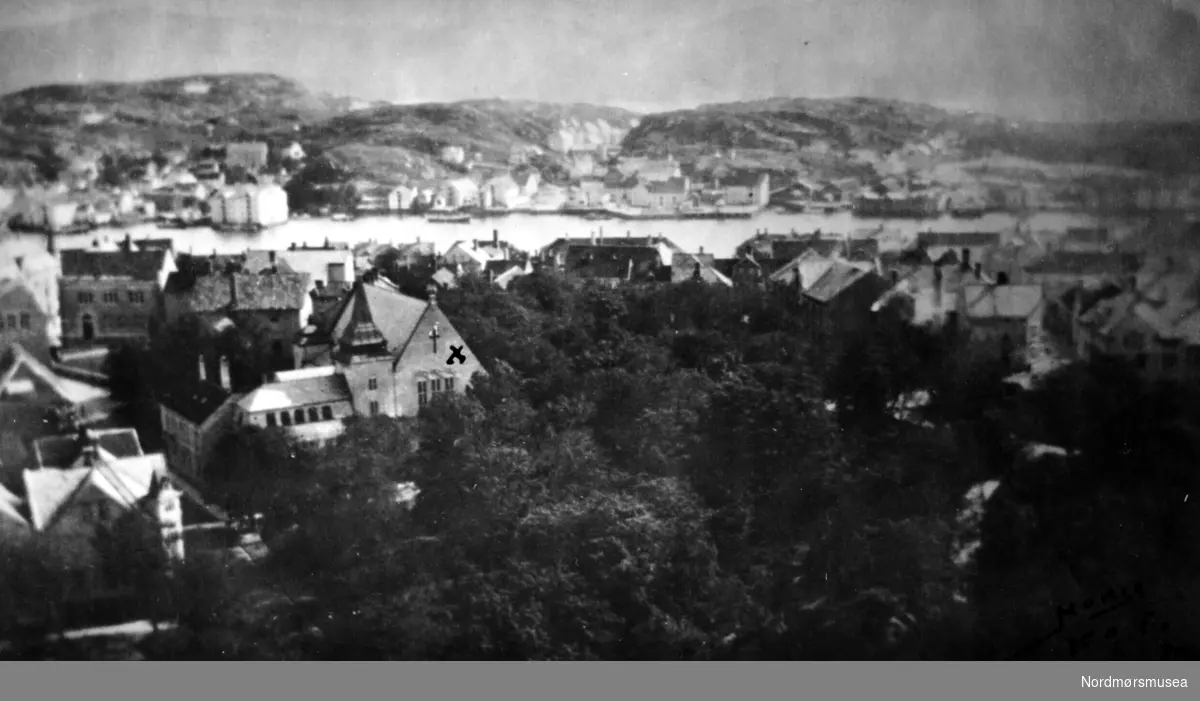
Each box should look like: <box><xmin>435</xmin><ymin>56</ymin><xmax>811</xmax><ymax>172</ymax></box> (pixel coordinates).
<box><xmin>4</xmin><ymin>140</ymin><xmax>298</xmax><ymax>235</ymax></box>
<box><xmin>5</xmin><ymin>211</ymin><xmax>1200</xmax><ymax>615</ymax></box>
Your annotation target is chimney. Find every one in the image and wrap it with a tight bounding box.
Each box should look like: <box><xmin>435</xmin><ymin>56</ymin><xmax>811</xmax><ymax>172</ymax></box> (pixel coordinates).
<box><xmin>14</xmin><ymin>256</ymin><xmax>23</xmax><ymax>271</ymax></box>
<box><xmin>124</xmin><ymin>232</ymin><xmax>132</xmax><ymax>251</ymax></box>
<box><xmin>962</xmin><ymin>247</ymin><xmax>972</xmax><ymax>270</ymax></box>
<box><xmin>699</xmin><ymin>246</ymin><xmax>704</xmax><ymax>255</ymax></box>
<box><xmin>218</xmin><ymin>355</ymin><xmax>231</xmax><ymax>391</ymax></box>
<box><xmin>974</xmin><ymin>262</ymin><xmax>982</xmax><ymax>279</ymax></box>
<box><xmin>198</xmin><ymin>353</ymin><xmax>207</xmax><ymax>382</ymax></box>
<box><xmin>472</xmin><ymin>240</ymin><xmax>478</xmax><ymax>251</ymax></box>
<box><xmin>493</xmin><ymin>229</ymin><xmax>499</xmax><ymax>246</ymax></box>
<box><xmin>268</xmin><ymin>250</ymin><xmax>276</xmax><ymax>265</ymax></box>
<box><xmin>46</xmin><ymin>232</ymin><xmax>56</xmax><ymax>254</ymax></box>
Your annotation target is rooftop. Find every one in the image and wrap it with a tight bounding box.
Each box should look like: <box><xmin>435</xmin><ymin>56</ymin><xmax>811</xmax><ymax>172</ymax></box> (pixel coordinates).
<box><xmin>804</xmin><ymin>260</ymin><xmax>874</xmax><ymax>304</ymax></box>
<box><xmin>237</xmin><ymin>372</ymin><xmax>352</xmax><ymax>413</ymax></box>
<box><xmin>159</xmin><ymin>382</ymin><xmax>234</xmax><ymax>426</ymax></box>
<box><xmin>60</xmin><ymin>248</ymin><xmax>170</xmax><ymax>281</ymax></box>
<box><xmin>166</xmin><ymin>272</ymin><xmax>310</xmax><ymax>312</ymax></box>
<box><xmin>962</xmin><ymin>284</ymin><xmax>1045</xmax><ymax>320</ymax></box>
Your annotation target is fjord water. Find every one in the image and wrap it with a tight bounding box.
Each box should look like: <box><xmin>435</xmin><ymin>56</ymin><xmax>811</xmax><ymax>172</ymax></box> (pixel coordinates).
<box><xmin>25</xmin><ymin>210</ymin><xmax>1148</xmax><ymax>258</ymax></box>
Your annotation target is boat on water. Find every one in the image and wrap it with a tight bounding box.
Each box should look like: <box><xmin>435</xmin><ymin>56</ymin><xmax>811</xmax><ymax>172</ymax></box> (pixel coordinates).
<box><xmin>426</xmin><ymin>212</ymin><xmax>471</xmax><ymax>224</ymax></box>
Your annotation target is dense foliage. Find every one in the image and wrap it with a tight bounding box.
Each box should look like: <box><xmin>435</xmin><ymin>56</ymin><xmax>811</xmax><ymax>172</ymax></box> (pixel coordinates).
<box><xmin>13</xmin><ymin>271</ymin><xmax>1200</xmax><ymax>659</ymax></box>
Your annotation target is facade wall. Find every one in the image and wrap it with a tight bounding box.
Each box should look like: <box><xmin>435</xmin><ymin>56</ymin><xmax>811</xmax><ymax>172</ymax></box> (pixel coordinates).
<box><xmin>60</xmin><ymin>279</ymin><xmax>161</xmax><ymax>344</ymax></box>
<box><xmin>0</xmin><ymin>287</ymin><xmax>52</xmax><ymax>358</ymax></box>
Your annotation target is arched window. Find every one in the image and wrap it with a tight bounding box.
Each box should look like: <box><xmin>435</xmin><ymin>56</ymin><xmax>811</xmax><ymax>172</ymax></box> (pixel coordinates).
<box><xmin>294</xmin><ymin>409</ymin><xmax>306</xmax><ymax>424</ymax></box>
<box><xmin>280</xmin><ymin>412</ymin><xmax>292</xmax><ymax>426</ymax></box>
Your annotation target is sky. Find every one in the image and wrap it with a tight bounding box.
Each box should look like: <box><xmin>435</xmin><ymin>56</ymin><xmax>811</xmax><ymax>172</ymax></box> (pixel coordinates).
<box><xmin>3</xmin><ymin>0</ymin><xmax>1200</xmax><ymax>121</ymax></box>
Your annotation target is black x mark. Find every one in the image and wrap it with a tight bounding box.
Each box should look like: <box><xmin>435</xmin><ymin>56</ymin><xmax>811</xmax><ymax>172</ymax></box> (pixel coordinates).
<box><xmin>447</xmin><ymin>345</ymin><xmax>466</xmax><ymax>365</ymax></box>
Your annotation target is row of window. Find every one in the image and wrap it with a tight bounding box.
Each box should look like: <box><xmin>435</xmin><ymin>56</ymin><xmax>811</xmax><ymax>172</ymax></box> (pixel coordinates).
<box><xmin>0</xmin><ymin>313</ymin><xmax>32</xmax><ymax>331</ymax></box>
<box><xmin>417</xmin><ymin>377</ymin><xmax>455</xmax><ymax>407</ymax></box>
<box><xmin>265</xmin><ymin>404</ymin><xmax>336</xmax><ymax>427</ymax></box>
<box><xmin>76</xmin><ymin>290</ymin><xmax>147</xmax><ymax>305</ymax></box>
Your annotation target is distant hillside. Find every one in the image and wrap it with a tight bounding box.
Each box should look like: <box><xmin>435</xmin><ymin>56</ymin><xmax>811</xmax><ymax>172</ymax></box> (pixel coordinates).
<box><xmin>302</xmin><ymin>99</ymin><xmax>639</xmax><ymax>182</ymax></box>
<box><xmin>622</xmin><ymin>97</ymin><xmax>1200</xmax><ymax>175</ymax></box>
<box><xmin>0</xmin><ymin>73</ymin><xmax>639</xmax><ymax>186</ymax></box>
<box><xmin>0</xmin><ymin>73</ymin><xmax>383</xmax><ymax>180</ymax></box>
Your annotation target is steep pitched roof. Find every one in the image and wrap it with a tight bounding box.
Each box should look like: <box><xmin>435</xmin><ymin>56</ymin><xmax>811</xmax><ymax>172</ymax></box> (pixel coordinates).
<box><xmin>325</xmin><ymin>278</ymin><xmax>430</xmax><ymax>355</ymax></box>
<box><xmin>962</xmin><ymin>285</ymin><xmax>1045</xmax><ymax>320</ymax></box>
<box><xmin>672</xmin><ymin>252</ymin><xmax>733</xmax><ymax>286</ymax></box>
<box><xmin>804</xmin><ymin>260</ymin><xmax>873</xmax><ymax>304</ymax></box>
<box><xmin>769</xmin><ymin>249</ymin><xmax>836</xmax><ymax>289</ymax></box>
<box><xmin>23</xmin><ymin>451</ymin><xmax>169</xmax><ymax>530</ymax></box>
<box><xmin>60</xmin><ymin>248</ymin><xmax>170</xmax><ymax>281</ymax></box>
<box><xmin>0</xmin><ymin>343</ymin><xmax>108</xmax><ymax>406</ymax></box>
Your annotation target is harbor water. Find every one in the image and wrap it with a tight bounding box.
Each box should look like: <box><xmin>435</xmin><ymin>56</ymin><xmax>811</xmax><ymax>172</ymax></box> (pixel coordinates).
<box><xmin>19</xmin><ymin>210</ymin><xmax>1151</xmax><ymax>260</ymax></box>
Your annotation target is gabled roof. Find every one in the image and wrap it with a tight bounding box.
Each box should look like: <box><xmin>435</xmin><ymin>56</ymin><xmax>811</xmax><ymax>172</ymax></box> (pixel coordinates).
<box><xmin>60</xmin><ymin>248</ymin><xmax>170</xmax><ymax>281</ymax></box>
<box><xmin>804</xmin><ymin>260</ymin><xmax>874</xmax><ymax>304</ymax></box>
<box><xmin>446</xmin><ymin>242</ymin><xmax>495</xmax><ymax>266</ymax></box>
<box><xmin>544</xmin><ymin>235</ymin><xmax>682</xmax><ymax>255</ymax></box>
<box><xmin>0</xmin><ymin>343</ymin><xmax>108</xmax><ymax>407</ymax></box>
<box><xmin>672</xmin><ymin>252</ymin><xmax>733</xmax><ymax>286</ymax></box>
<box><xmin>237</xmin><ymin>368</ymin><xmax>352</xmax><ymax>413</ymax></box>
<box><xmin>325</xmin><ymin>278</ymin><xmax>430</xmax><ymax>355</ymax></box>
<box><xmin>23</xmin><ymin>450</ymin><xmax>169</xmax><ymax>530</ymax></box>
<box><xmin>962</xmin><ymin>285</ymin><xmax>1045</xmax><ymax>320</ymax></box>
<box><xmin>0</xmin><ymin>278</ymin><xmax>47</xmax><ymax>314</ymax></box>
<box><xmin>159</xmin><ymin>381</ymin><xmax>234</xmax><ymax>426</ymax></box>
<box><xmin>769</xmin><ymin>249</ymin><xmax>836</xmax><ymax>289</ymax></box>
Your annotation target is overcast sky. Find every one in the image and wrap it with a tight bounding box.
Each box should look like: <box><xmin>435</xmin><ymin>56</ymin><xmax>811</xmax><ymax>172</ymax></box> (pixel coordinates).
<box><xmin>4</xmin><ymin>0</ymin><xmax>1200</xmax><ymax>121</ymax></box>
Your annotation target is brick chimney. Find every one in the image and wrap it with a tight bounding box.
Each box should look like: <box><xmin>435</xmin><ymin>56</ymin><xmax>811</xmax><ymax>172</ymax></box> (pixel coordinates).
<box><xmin>493</xmin><ymin>229</ymin><xmax>499</xmax><ymax>247</ymax></box>
<box><xmin>218</xmin><ymin>355</ymin><xmax>231</xmax><ymax>391</ymax></box>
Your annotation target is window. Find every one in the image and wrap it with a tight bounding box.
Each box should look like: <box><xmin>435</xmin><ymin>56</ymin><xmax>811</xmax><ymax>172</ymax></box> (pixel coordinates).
<box><xmin>19</xmin><ymin>313</ymin><xmax>30</xmax><ymax>330</ymax></box>
<box><xmin>77</xmin><ymin>291</ymin><xmax>94</xmax><ymax>304</ymax></box>
<box><xmin>308</xmin><ymin>407</ymin><xmax>320</xmax><ymax>422</ymax></box>
<box><xmin>128</xmin><ymin>291</ymin><xmax>145</xmax><ymax>304</ymax></box>
<box><xmin>294</xmin><ymin>409</ymin><xmax>306</xmax><ymax>424</ymax></box>
<box><xmin>6</xmin><ymin>314</ymin><xmax>16</xmax><ymax>328</ymax></box>
<box><xmin>418</xmin><ymin>381</ymin><xmax>428</xmax><ymax>407</ymax></box>
<box><xmin>369</xmin><ymin>400</ymin><xmax>380</xmax><ymax>416</ymax></box>
<box><xmin>321</xmin><ymin>405</ymin><xmax>334</xmax><ymax>420</ymax></box>
<box><xmin>432</xmin><ymin>378</ymin><xmax>442</xmax><ymax>393</ymax></box>
<box><xmin>266</xmin><ymin>413</ymin><xmax>278</xmax><ymax>427</ymax></box>
<box><xmin>269</xmin><ymin>312</ymin><xmax>282</xmax><ymax>323</ymax></box>
<box><xmin>445</xmin><ymin>378</ymin><xmax>455</xmax><ymax>392</ymax></box>
<box><xmin>368</xmin><ymin>377</ymin><xmax>378</xmax><ymax>390</ymax></box>
<box><xmin>102</xmin><ymin>290</ymin><xmax>119</xmax><ymax>304</ymax></box>
<box><xmin>0</xmin><ymin>315</ymin><xmax>4</xmax><ymax>330</ymax></box>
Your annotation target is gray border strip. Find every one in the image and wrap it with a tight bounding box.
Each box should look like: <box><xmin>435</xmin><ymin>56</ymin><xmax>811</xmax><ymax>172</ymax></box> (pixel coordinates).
<box><xmin>4</xmin><ymin>662</ymin><xmax>1194</xmax><ymax>700</ymax></box>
